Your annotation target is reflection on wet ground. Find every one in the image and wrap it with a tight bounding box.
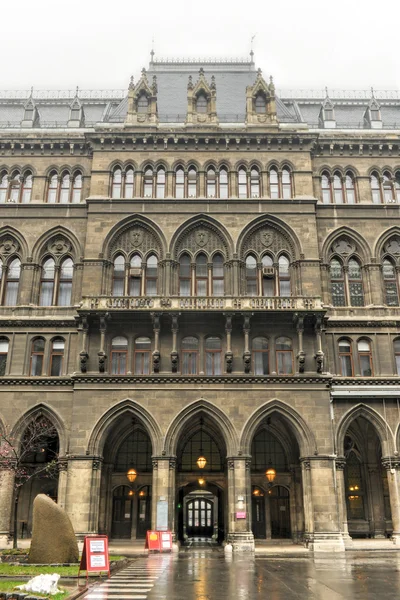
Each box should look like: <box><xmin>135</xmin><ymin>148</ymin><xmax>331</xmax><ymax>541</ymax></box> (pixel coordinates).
<box><xmin>146</xmin><ymin>549</ymin><xmax>400</xmax><ymax>600</ymax></box>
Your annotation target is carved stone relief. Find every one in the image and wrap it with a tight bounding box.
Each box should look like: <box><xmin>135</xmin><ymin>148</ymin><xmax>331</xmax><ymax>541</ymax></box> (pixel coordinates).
<box><xmin>242</xmin><ymin>225</ymin><xmax>292</xmax><ymax>258</ymax></box>
<box><xmin>47</xmin><ymin>236</ymin><xmax>72</xmax><ymax>256</ymax></box>
<box><xmin>384</xmin><ymin>236</ymin><xmax>400</xmax><ymax>256</ymax></box>
<box><xmin>176</xmin><ymin>224</ymin><xmax>227</xmax><ymax>257</ymax></box>
<box><xmin>111</xmin><ymin>224</ymin><xmax>162</xmax><ymax>257</ymax></box>
<box><xmin>331</xmin><ymin>237</ymin><xmax>356</xmax><ymax>256</ymax></box>
<box><xmin>0</xmin><ymin>236</ymin><xmax>20</xmax><ymax>255</ymax></box>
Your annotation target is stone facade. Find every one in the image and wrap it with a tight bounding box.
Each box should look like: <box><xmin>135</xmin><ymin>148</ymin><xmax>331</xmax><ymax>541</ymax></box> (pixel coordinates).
<box><xmin>0</xmin><ymin>54</ymin><xmax>400</xmax><ymax>553</ymax></box>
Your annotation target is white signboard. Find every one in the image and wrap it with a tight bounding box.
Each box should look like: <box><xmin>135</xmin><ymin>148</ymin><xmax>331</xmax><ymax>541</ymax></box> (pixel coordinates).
<box><xmin>90</xmin><ymin>555</ymin><xmax>106</xmax><ymax>568</ymax></box>
<box><xmin>90</xmin><ymin>540</ymin><xmax>105</xmax><ymax>553</ymax></box>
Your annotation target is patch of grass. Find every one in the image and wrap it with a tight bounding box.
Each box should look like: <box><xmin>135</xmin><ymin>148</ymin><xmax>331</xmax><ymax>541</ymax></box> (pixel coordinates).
<box><xmin>0</xmin><ymin>555</ymin><xmax>126</xmax><ymax>577</ymax></box>
<box><xmin>0</xmin><ymin>578</ymin><xmax>74</xmax><ymax>599</ymax></box>
<box><xmin>109</xmin><ymin>555</ymin><xmax>126</xmax><ymax>561</ymax></box>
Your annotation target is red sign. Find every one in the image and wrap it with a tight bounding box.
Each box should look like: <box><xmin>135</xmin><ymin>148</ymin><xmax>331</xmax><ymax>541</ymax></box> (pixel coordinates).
<box><xmin>236</xmin><ymin>511</ymin><xmax>247</xmax><ymax>519</ymax></box>
<box><xmin>79</xmin><ymin>535</ymin><xmax>110</xmax><ymax>582</ymax></box>
<box><xmin>145</xmin><ymin>530</ymin><xmax>173</xmax><ymax>552</ymax></box>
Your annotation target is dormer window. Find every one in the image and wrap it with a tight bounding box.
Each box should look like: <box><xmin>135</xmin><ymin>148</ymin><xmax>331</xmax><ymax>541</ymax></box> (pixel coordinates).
<box><xmin>137</xmin><ymin>94</ymin><xmax>148</xmax><ymax>114</ymax></box>
<box><xmin>255</xmin><ymin>94</ymin><xmax>266</xmax><ymax>114</ymax></box>
<box><xmin>196</xmin><ymin>95</ymin><xmax>207</xmax><ymax>113</ymax></box>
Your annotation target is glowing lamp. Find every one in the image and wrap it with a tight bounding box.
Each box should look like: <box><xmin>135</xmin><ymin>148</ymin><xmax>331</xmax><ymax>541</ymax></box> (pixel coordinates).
<box><xmin>265</xmin><ymin>467</ymin><xmax>276</xmax><ymax>483</ymax></box>
<box><xmin>126</xmin><ymin>468</ymin><xmax>137</xmax><ymax>483</ymax></box>
<box><xmin>197</xmin><ymin>455</ymin><xmax>207</xmax><ymax>469</ymax></box>
<box><xmin>198</xmin><ymin>477</ymin><xmax>205</xmax><ymax>486</ymax></box>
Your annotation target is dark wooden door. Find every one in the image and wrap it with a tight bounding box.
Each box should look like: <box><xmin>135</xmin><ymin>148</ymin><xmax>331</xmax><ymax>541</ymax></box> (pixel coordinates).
<box><xmin>252</xmin><ymin>495</ymin><xmax>266</xmax><ymax>538</ymax></box>
<box><xmin>186</xmin><ymin>498</ymin><xmax>213</xmax><ymax>538</ymax></box>
<box><xmin>111</xmin><ymin>485</ymin><xmax>132</xmax><ymax>538</ymax></box>
<box><xmin>136</xmin><ymin>486</ymin><xmax>151</xmax><ymax>539</ymax></box>
<box><xmin>270</xmin><ymin>486</ymin><xmax>291</xmax><ymax>538</ymax></box>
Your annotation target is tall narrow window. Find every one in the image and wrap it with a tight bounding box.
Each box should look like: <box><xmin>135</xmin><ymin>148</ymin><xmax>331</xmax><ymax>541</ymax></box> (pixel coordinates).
<box><xmin>371</xmin><ymin>173</ymin><xmax>382</xmax><ymax>204</ymax></box>
<box><xmin>345</xmin><ymin>173</ymin><xmax>355</xmax><ymax>204</ymax></box>
<box><xmin>255</xmin><ymin>94</ymin><xmax>266</xmax><ymax>114</ymax></box>
<box><xmin>143</xmin><ymin>168</ymin><xmax>153</xmax><ymax>197</ymax></box>
<box><xmin>182</xmin><ymin>336</ymin><xmax>198</xmax><ymax>375</ymax></box>
<box><xmin>358</xmin><ymin>340</ymin><xmax>373</xmax><ymax>376</ymax></box>
<box><xmin>134</xmin><ymin>337</ymin><xmax>151</xmax><ymax>374</ymax></box>
<box><xmin>246</xmin><ymin>255</ymin><xmax>258</xmax><ymax>296</ymax></box>
<box><xmin>58</xmin><ymin>258</ymin><xmax>73</xmax><ymax>306</ymax></box>
<box><xmin>125</xmin><ymin>168</ymin><xmax>134</xmax><ymax>198</ymax></box>
<box><xmin>346</xmin><ymin>452</ymin><xmax>365</xmax><ymax>519</ymax></box>
<box><xmin>40</xmin><ymin>258</ymin><xmax>55</xmax><ymax>306</ymax></box>
<box><xmin>278</xmin><ymin>255</ymin><xmax>291</xmax><ymax>297</ymax></box>
<box><xmin>137</xmin><ymin>94</ymin><xmax>148</xmax><ymax>113</ymax></box>
<box><xmin>0</xmin><ymin>338</ymin><xmax>9</xmax><ymax>376</ymax></box>
<box><xmin>338</xmin><ymin>339</ymin><xmax>353</xmax><ymax>376</ymax></box>
<box><xmin>179</xmin><ymin>254</ymin><xmax>191</xmax><ymax>297</ymax></box>
<box><xmin>348</xmin><ymin>258</ymin><xmax>364</xmax><ymax>306</ymax></box>
<box><xmin>188</xmin><ymin>168</ymin><xmax>197</xmax><ymax>197</ymax></box>
<box><xmin>5</xmin><ymin>258</ymin><xmax>21</xmax><ymax>306</ymax></box>
<box><xmin>269</xmin><ymin>168</ymin><xmax>279</xmax><ymax>199</ymax></box>
<box><xmin>50</xmin><ymin>338</ymin><xmax>64</xmax><ymax>376</ymax></box>
<box><xmin>175</xmin><ymin>167</ymin><xmax>185</xmax><ymax>199</ymax></box>
<box><xmin>212</xmin><ymin>254</ymin><xmax>224</xmax><ymax>296</ymax></box>
<box><xmin>146</xmin><ymin>255</ymin><xmax>158</xmax><ymax>296</ymax></box>
<box><xmin>71</xmin><ymin>173</ymin><xmax>82</xmax><ymax>203</ymax></box>
<box><xmin>321</xmin><ymin>173</ymin><xmax>332</xmax><ymax>203</ymax></box>
<box><xmin>219</xmin><ymin>168</ymin><xmax>228</xmax><ymax>199</ymax></box>
<box><xmin>207</xmin><ymin>168</ymin><xmax>216</xmax><ymax>198</ymax></box>
<box><xmin>383</xmin><ymin>172</ymin><xmax>394</xmax><ymax>203</ymax></box>
<box><xmin>112</xmin><ymin>255</ymin><xmax>125</xmax><ymax>296</ymax></box>
<box><xmin>196</xmin><ymin>95</ymin><xmax>207</xmax><ymax>113</ymax></box>
<box><xmin>59</xmin><ymin>173</ymin><xmax>70</xmax><ymax>204</ymax></box>
<box><xmin>395</xmin><ymin>173</ymin><xmax>400</xmax><ymax>203</ymax></box>
<box><xmin>281</xmin><ymin>168</ymin><xmax>292</xmax><ymax>199</ymax></box>
<box><xmin>111</xmin><ymin>336</ymin><xmax>128</xmax><ymax>375</ymax></box>
<box><xmin>129</xmin><ymin>254</ymin><xmax>142</xmax><ymax>296</ymax></box>
<box><xmin>30</xmin><ymin>338</ymin><xmax>45</xmax><ymax>376</ymax></box>
<box><xmin>238</xmin><ymin>168</ymin><xmax>247</xmax><ymax>199</ymax></box>
<box><xmin>195</xmin><ymin>254</ymin><xmax>208</xmax><ymax>296</ymax></box>
<box><xmin>21</xmin><ymin>173</ymin><xmax>33</xmax><ymax>203</ymax></box>
<box><xmin>330</xmin><ymin>258</ymin><xmax>345</xmax><ymax>306</ymax></box>
<box><xmin>262</xmin><ymin>255</ymin><xmax>274</xmax><ymax>297</ymax></box>
<box><xmin>0</xmin><ymin>173</ymin><xmax>8</xmax><ymax>203</ymax></box>
<box><xmin>383</xmin><ymin>258</ymin><xmax>399</xmax><ymax>306</ymax></box>
<box><xmin>250</xmin><ymin>168</ymin><xmax>260</xmax><ymax>198</ymax></box>
<box><xmin>252</xmin><ymin>337</ymin><xmax>269</xmax><ymax>375</ymax></box>
<box><xmin>394</xmin><ymin>339</ymin><xmax>400</xmax><ymax>375</ymax></box>
<box><xmin>47</xmin><ymin>173</ymin><xmax>58</xmax><ymax>203</ymax></box>
<box><xmin>9</xmin><ymin>172</ymin><xmax>21</xmax><ymax>203</ymax></box>
<box><xmin>333</xmin><ymin>173</ymin><xmax>344</xmax><ymax>204</ymax></box>
<box><xmin>276</xmin><ymin>337</ymin><xmax>293</xmax><ymax>375</ymax></box>
<box><xmin>112</xmin><ymin>168</ymin><xmax>122</xmax><ymax>199</ymax></box>
<box><xmin>205</xmin><ymin>336</ymin><xmax>222</xmax><ymax>375</ymax></box>
<box><xmin>156</xmin><ymin>168</ymin><xmax>165</xmax><ymax>199</ymax></box>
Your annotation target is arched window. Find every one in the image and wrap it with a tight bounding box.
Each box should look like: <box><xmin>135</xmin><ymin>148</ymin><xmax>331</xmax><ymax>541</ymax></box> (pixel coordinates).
<box><xmin>383</xmin><ymin>172</ymin><xmax>395</xmax><ymax>203</ymax></box>
<box><xmin>40</xmin><ymin>258</ymin><xmax>55</xmax><ymax>306</ymax></box>
<box><xmin>357</xmin><ymin>339</ymin><xmax>373</xmax><ymax>376</ymax></box>
<box><xmin>262</xmin><ymin>255</ymin><xmax>274</xmax><ymax>297</ymax></box>
<box><xmin>252</xmin><ymin>337</ymin><xmax>269</xmax><ymax>375</ymax></box>
<box><xmin>59</xmin><ymin>173</ymin><xmax>71</xmax><ymax>204</ymax></box>
<box><xmin>175</xmin><ymin>167</ymin><xmax>185</xmax><ymax>199</ymax></box>
<box><xmin>321</xmin><ymin>172</ymin><xmax>332</xmax><ymax>203</ymax></box>
<box><xmin>137</xmin><ymin>94</ymin><xmax>148</xmax><ymax>113</ymax></box>
<box><xmin>330</xmin><ymin>258</ymin><xmax>345</xmax><ymax>306</ymax></box>
<box><xmin>9</xmin><ymin>171</ymin><xmax>21</xmax><ymax>203</ymax></box>
<box><xmin>371</xmin><ymin>173</ymin><xmax>382</xmax><ymax>204</ymax></box>
<box><xmin>188</xmin><ymin>167</ymin><xmax>197</xmax><ymax>197</ymax></box>
<box><xmin>238</xmin><ymin>168</ymin><xmax>247</xmax><ymax>199</ymax></box>
<box><xmin>246</xmin><ymin>255</ymin><xmax>258</xmax><ymax>296</ymax></box>
<box><xmin>58</xmin><ymin>258</ymin><xmax>73</xmax><ymax>306</ymax></box>
<box><xmin>115</xmin><ymin>431</ymin><xmax>152</xmax><ymax>472</ymax></box>
<box><xmin>112</xmin><ymin>255</ymin><xmax>125</xmax><ymax>296</ymax></box>
<box><xmin>145</xmin><ymin>255</ymin><xmax>158</xmax><ymax>296</ymax></box>
<box><xmin>125</xmin><ymin>168</ymin><xmax>134</xmax><ymax>198</ymax></box>
<box><xmin>181</xmin><ymin>336</ymin><xmax>198</xmax><ymax>375</ymax></box>
<box><xmin>269</xmin><ymin>168</ymin><xmax>279</xmax><ymax>199</ymax></box>
<box><xmin>255</xmin><ymin>94</ymin><xmax>266</xmax><ymax>114</ymax></box>
<box><xmin>4</xmin><ymin>258</ymin><xmax>21</xmax><ymax>306</ymax></box>
<box><xmin>0</xmin><ymin>173</ymin><xmax>8</xmax><ymax>203</ymax></box>
<box><xmin>278</xmin><ymin>255</ymin><xmax>291</xmax><ymax>297</ymax></box>
<box><xmin>206</xmin><ymin>168</ymin><xmax>216</xmax><ymax>198</ymax></box>
<box><xmin>143</xmin><ymin>167</ymin><xmax>153</xmax><ymax>197</ymax></box>
<box><xmin>345</xmin><ymin>451</ymin><xmax>365</xmax><ymax>519</ymax></box>
<box><xmin>30</xmin><ymin>338</ymin><xmax>45</xmax><ymax>376</ymax></box>
<box><xmin>0</xmin><ymin>338</ymin><xmax>9</xmax><ymax>376</ymax></box>
<box><xmin>111</xmin><ymin>168</ymin><xmax>122</xmax><ymax>199</ymax></box>
<box><xmin>251</xmin><ymin>429</ymin><xmax>288</xmax><ymax>472</ymax></box>
<box><xmin>196</xmin><ymin>94</ymin><xmax>207</xmax><ymax>113</ymax></box>
<box><xmin>281</xmin><ymin>168</ymin><xmax>292</xmax><ymax>199</ymax></box>
<box><xmin>338</xmin><ymin>339</ymin><xmax>353</xmax><ymax>376</ymax></box>
<box><xmin>382</xmin><ymin>258</ymin><xmax>399</xmax><ymax>306</ymax></box>
<box><xmin>195</xmin><ymin>254</ymin><xmax>208</xmax><ymax>296</ymax></box>
<box><xmin>71</xmin><ymin>172</ymin><xmax>82</xmax><ymax>203</ymax></box>
<box><xmin>47</xmin><ymin>173</ymin><xmax>58</xmax><ymax>203</ymax></box>
<box><xmin>212</xmin><ymin>254</ymin><xmax>224</xmax><ymax>296</ymax></box>
<box><xmin>395</xmin><ymin>172</ymin><xmax>400</xmax><ymax>203</ymax></box>
<box><xmin>179</xmin><ymin>254</ymin><xmax>191</xmax><ymax>297</ymax></box>
<box><xmin>156</xmin><ymin>168</ymin><xmax>165</xmax><ymax>199</ymax></box>
<box><xmin>21</xmin><ymin>173</ymin><xmax>33</xmax><ymax>203</ymax></box>
<box><xmin>333</xmin><ymin>173</ymin><xmax>344</xmax><ymax>204</ymax></box>
<box><xmin>219</xmin><ymin>167</ymin><xmax>228</xmax><ymax>199</ymax></box>
<box><xmin>111</xmin><ymin>336</ymin><xmax>128</xmax><ymax>375</ymax></box>
<box><xmin>129</xmin><ymin>254</ymin><xmax>142</xmax><ymax>296</ymax></box>
<box><xmin>205</xmin><ymin>336</ymin><xmax>222</xmax><ymax>375</ymax></box>
<box><xmin>250</xmin><ymin>167</ymin><xmax>260</xmax><ymax>198</ymax></box>
<box><xmin>348</xmin><ymin>258</ymin><xmax>364</xmax><ymax>306</ymax></box>
<box><xmin>134</xmin><ymin>337</ymin><xmax>151</xmax><ymax>375</ymax></box>
<box><xmin>50</xmin><ymin>338</ymin><xmax>65</xmax><ymax>376</ymax></box>
<box><xmin>276</xmin><ymin>337</ymin><xmax>293</xmax><ymax>375</ymax></box>
<box><xmin>345</xmin><ymin>173</ymin><xmax>356</xmax><ymax>204</ymax></box>
<box><xmin>394</xmin><ymin>339</ymin><xmax>400</xmax><ymax>375</ymax></box>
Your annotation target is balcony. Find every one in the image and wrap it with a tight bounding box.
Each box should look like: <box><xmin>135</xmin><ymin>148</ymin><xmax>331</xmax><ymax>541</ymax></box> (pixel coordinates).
<box><xmin>80</xmin><ymin>295</ymin><xmax>323</xmax><ymax>312</ymax></box>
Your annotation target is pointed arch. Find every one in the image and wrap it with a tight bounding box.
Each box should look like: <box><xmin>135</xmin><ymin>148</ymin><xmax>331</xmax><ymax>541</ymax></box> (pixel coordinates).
<box><xmin>374</xmin><ymin>226</ymin><xmax>400</xmax><ymax>258</ymax></box>
<box><xmin>237</xmin><ymin>215</ymin><xmax>302</xmax><ymax>260</ymax></box>
<box><xmin>240</xmin><ymin>399</ymin><xmax>316</xmax><ymax>457</ymax></box>
<box><xmin>0</xmin><ymin>226</ymin><xmax>29</xmax><ymax>259</ymax></box>
<box><xmin>335</xmin><ymin>403</ymin><xmax>394</xmax><ymax>457</ymax></box>
<box><xmin>321</xmin><ymin>226</ymin><xmax>371</xmax><ymax>263</ymax></box>
<box><xmin>163</xmin><ymin>398</ymin><xmax>238</xmax><ymax>457</ymax></box>
<box><xmin>10</xmin><ymin>403</ymin><xmax>67</xmax><ymax>455</ymax></box>
<box><xmin>170</xmin><ymin>214</ymin><xmax>234</xmax><ymax>260</ymax></box>
<box><xmin>87</xmin><ymin>398</ymin><xmax>163</xmax><ymax>456</ymax></box>
<box><xmin>32</xmin><ymin>225</ymin><xmax>82</xmax><ymax>263</ymax></box>
<box><xmin>102</xmin><ymin>214</ymin><xmax>167</xmax><ymax>260</ymax></box>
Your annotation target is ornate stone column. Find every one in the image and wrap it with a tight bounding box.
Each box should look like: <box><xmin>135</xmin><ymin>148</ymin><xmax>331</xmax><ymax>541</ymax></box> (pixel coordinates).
<box><xmin>295</xmin><ymin>314</ymin><xmax>305</xmax><ymax>373</ymax></box>
<box><xmin>170</xmin><ymin>313</ymin><xmax>179</xmax><ymax>373</ymax></box>
<box><xmin>226</xmin><ymin>457</ymin><xmax>255</xmax><ymax>551</ymax></box>
<box><xmin>300</xmin><ymin>459</ymin><xmax>314</xmax><ymax>543</ymax></box>
<box><xmin>314</xmin><ymin>315</ymin><xmax>324</xmax><ymax>374</ymax></box>
<box><xmin>224</xmin><ymin>313</ymin><xmax>233</xmax><ymax>373</ymax></box>
<box><xmin>57</xmin><ymin>458</ymin><xmax>69</xmax><ymax>509</ymax></box>
<box><xmin>0</xmin><ymin>468</ymin><xmax>15</xmax><ymax>545</ymax></box>
<box><xmin>64</xmin><ymin>456</ymin><xmax>102</xmax><ymax>538</ymax></box>
<box><xmin>151</xmin><ymin>312</ymin><xmax>161</xmax><ymax>373</ymax></box>
<box><xmin>78</xmin><ymin>316</ymin><xmax>89</xmax><ymax>373</ymax></box>
<box><xmin>242</xmin><ymin>314</ymin><xmax>252</xmax><ymax>374</ymax></box>
<box><xmin>335</xmin><ymin>458</ymin><xmax>352</xmax><ymax>545</ymax></box>
<box><xmin>98</xmin><ymin>314</ymin><xmax>108</xmax><ymax>373</ymax></box>
<box><xmin>368</xmin><ymin>464</ymin><xmax>386</xmax><ymax>538</ymax></box>
<box><xmin>382</xmin><ymin>457</ymin><xmax>400</xmax><ymax>544</ymax></box>
<box><xmin>151</xmin><ymin>457</ymin><xmax>176</xmax><ymax>535</ymax></box>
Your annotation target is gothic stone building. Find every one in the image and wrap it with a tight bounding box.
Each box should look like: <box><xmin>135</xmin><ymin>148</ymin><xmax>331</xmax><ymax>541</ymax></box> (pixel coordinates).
<box><xmin>0</xmin><ymin>54</ymin><xmax>400</xmax><ymax>552</ymax></box>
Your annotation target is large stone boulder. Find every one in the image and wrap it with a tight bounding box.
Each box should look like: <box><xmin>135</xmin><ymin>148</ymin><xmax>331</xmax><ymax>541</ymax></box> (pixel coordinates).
<box><xmin>28</xmin><ymin>494</ymin><xmax>79</xmax><ymax>564</ymax></box>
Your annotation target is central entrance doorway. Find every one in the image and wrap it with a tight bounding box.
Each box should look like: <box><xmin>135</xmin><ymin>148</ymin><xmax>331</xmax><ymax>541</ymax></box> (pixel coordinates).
<box><xmin>186</xmin><ymin>492</ymin><xmax>214</xmax><ymax>538</ymax></box>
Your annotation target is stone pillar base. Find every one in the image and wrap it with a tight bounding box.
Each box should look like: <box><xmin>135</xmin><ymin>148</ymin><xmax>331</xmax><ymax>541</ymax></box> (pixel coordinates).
<box><xmin>308</xmin><ymin>533</ymin><xmax>346</xmax><ymax>553</ymax></box>
<box><xmin>391</xmin><ymin>532</ymin><xmax>400</xmax><ymax>545</ymax></box>
<box><xmin>227</xmin><ymin>532</ymin><xmax>255</xmax><ymax>552</ymax></box>
<box><xmin>0</xmin><ymin>533</ymin><xmax>11</xmax><ymax>548</ymax></box>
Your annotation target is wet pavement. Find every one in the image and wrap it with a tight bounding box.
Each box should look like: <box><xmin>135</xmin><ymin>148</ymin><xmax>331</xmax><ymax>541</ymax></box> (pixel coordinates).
<box><xmin>85</xmin><ymin>549</ymin><xmax>400</xmax><ymax>600</ymax></box>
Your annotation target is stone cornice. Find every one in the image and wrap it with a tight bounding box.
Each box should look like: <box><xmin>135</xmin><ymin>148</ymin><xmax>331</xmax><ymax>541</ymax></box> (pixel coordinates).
<box><xmin>331</xmin><ymin>377</ymin><xmax>400</xmax><ymax>386</ymax></box>
<box><xmin>0</xmin><ymin>377</ymin><xmax>73</xmax><ymax>386</ymax></box>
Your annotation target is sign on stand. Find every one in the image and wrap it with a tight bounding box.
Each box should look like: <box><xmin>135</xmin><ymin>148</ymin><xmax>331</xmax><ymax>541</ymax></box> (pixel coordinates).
<box><xmin>145</xmin><ymin>530</ymin><xmax>173</xmax><ymax>552</ymax></box>
<box><xmin>79</xmin><ymin>535</ymin><xmax>110</xmax><ymax>582</ymax></box>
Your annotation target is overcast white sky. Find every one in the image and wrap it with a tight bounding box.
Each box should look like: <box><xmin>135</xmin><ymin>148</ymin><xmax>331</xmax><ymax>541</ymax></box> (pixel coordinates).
<box><xmin>2</xmin><ymin>0</ymin><xmax>399</xmax><ymax>92</ymax></box>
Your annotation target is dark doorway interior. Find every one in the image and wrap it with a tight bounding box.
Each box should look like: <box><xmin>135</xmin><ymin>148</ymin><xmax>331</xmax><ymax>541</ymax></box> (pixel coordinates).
<box><xmin>112</xmin><ymin>485</ymin><xmax>133</xmax><ymax>538</ymax></box>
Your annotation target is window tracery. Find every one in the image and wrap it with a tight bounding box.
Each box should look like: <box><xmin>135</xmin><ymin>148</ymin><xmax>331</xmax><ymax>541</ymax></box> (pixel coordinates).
<box><xmin>0</xmin><ymin>170</ymin><xmax>33</xmax><ymax>204</ymax></box>
<box><xmin>47</xmin><ymin>170</ymin><xmax>82</xmax><ymax>203</ymax></box>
